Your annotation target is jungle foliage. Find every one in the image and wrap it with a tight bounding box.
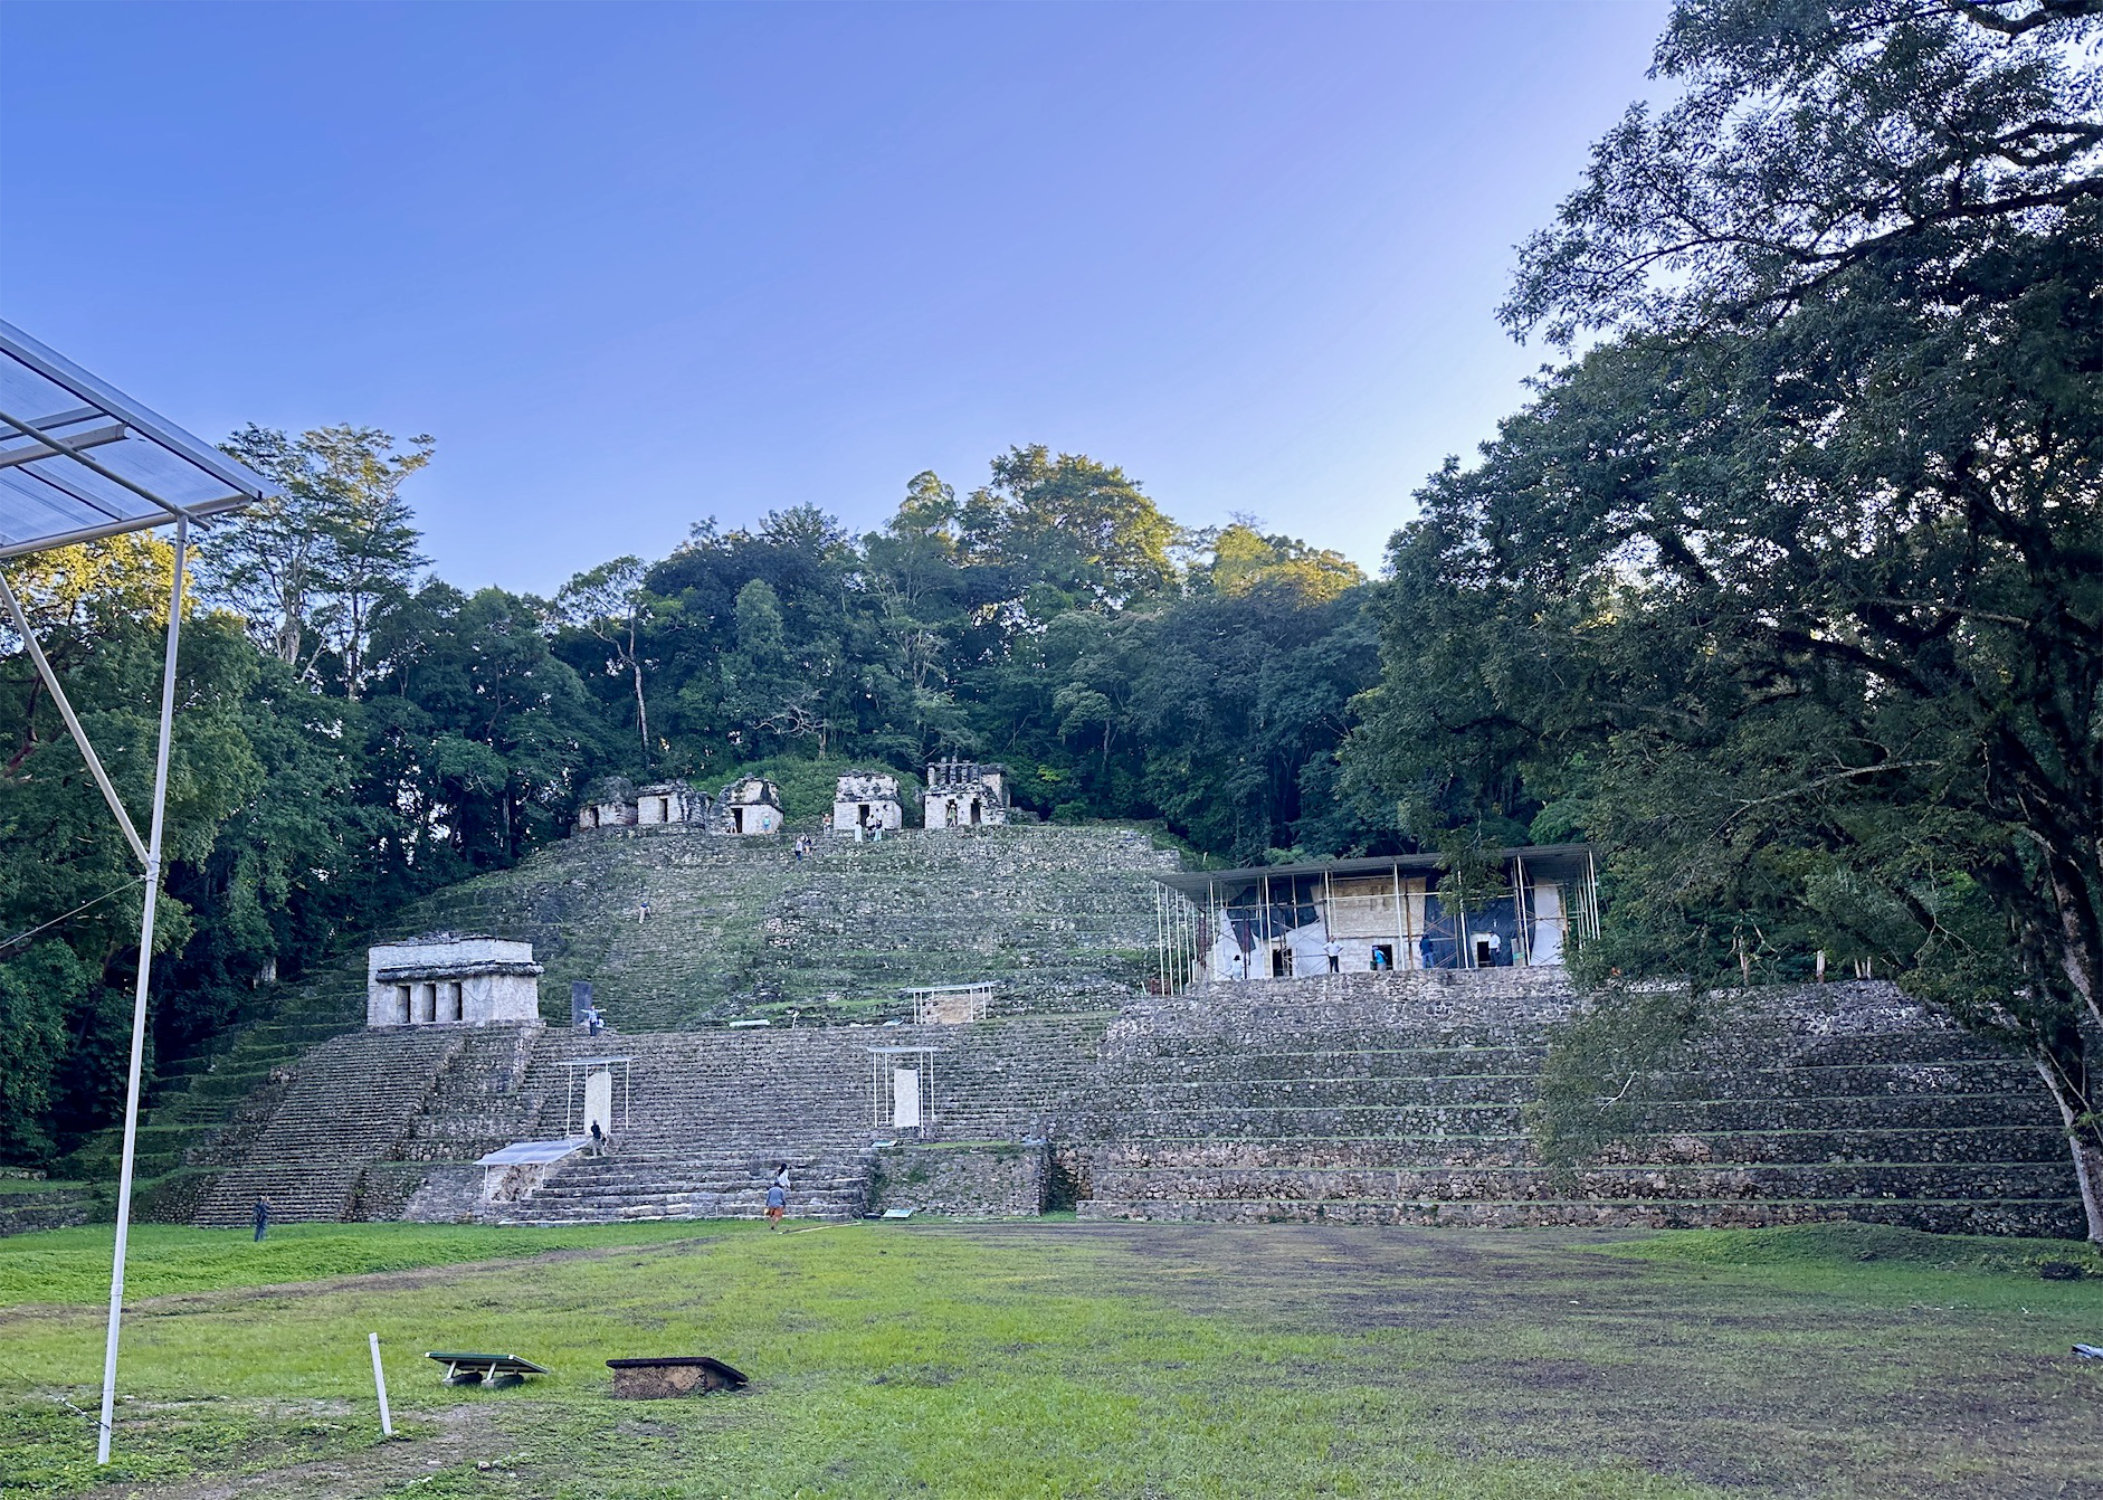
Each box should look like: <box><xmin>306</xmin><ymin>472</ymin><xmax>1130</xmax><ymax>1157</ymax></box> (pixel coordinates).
<box><xmin>0</xmin><ymin>439</ymin><xmax>1379</xmax><ymax>1163</ymax></box>
<box><xmin>1344</xmin><ymin>0</ymin><xmax>2103</xmax><ymax>1235</ymax></box>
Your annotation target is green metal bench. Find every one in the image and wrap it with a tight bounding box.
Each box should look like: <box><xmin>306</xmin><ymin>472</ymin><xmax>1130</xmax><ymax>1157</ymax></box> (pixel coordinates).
<box><xmin>425</xmin><ymin>1351</ymin><xmax>551</xmax><ymax>1387</ymax></box>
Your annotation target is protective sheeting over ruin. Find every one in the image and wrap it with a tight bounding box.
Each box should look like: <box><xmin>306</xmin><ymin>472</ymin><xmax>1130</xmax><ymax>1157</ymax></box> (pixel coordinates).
<box><xmin>711</xmin><ymin>775</ymin><xmax>783</xmax><ymax>835</ymax></box>
<box><xmin>832</xmin><ymin>772</ymin><xmax>903</xmax><ymax>835</ymax></box>
<box><xmin>0</xmin><ymin>319</ymin><xmax>278</xmax><ymax>558</ymax></box>
<box><xmin>1152</xmin><ymin>846</ymin><xmax>1600</xmax><ymax>990</ymax></box>
<box><xmin>923</xmin><ymin>758</ymin><xmax>1008</xmax><ymax>828</ymax></box>
<box><xmin>367</xmin><ymin>933</ymin><xmax>545</xmax><ymax>1027</ymax></box>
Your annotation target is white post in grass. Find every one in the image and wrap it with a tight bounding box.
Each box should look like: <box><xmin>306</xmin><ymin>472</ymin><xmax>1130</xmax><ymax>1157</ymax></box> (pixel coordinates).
<box><xmin>370</xmin><ymin>1334</ymin><xmax>394</xmax><ymax>1437</ymax></box>
<box><xmin>95</xmin><ymin>516</ymin><xmax>187</xmax><ymax>1465</ymax></box>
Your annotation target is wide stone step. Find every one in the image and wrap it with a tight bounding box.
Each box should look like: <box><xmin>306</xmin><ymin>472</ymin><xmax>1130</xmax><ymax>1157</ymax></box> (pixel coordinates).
<box><xmin>1087</xmin><ymin>1125</ymin><xmax>2073</xmax><ymax>1170</ymax></box>
<box><xmin>1087</xmin><ymin>1160</ymin><xmax>2078</xmax><ymax>1204</ymax></box>
<box><xmin>1076</xmin><ymin>1196</ymin><xmax>2088</xmax><ymax>1237</ymax></box>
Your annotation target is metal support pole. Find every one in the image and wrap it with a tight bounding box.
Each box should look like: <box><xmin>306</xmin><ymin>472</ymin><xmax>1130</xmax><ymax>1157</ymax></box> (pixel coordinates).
<box><xmin>0</xmin><ymin>570</ymin><xmax>149</xmax><ymax>867</ymax></box>
<box><xmin>1390</xmin><ymin>862</ymin><xmax>1406</xmax><ymax>972</ymax></box>
<box><xmin>97</xmin><ymin>515</ymin><xmax>186</xmax><ymax>1465</ymax></box>
<box><xmin>1512</xmin><ymin>855</ymin><xmax>1530</xmax><ymax>969</ymax></box>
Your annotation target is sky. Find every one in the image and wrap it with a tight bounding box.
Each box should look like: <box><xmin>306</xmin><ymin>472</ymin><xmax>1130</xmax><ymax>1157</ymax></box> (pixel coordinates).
<box><xmin>0</xmin><ymin>1</ymin><xmax>1668</xmax><ymax>595</ymax></box>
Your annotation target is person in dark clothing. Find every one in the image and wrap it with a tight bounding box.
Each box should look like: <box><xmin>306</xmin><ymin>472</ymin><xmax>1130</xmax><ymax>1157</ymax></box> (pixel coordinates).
<box><xmin>253</xmin><ymin>1196</ymin><xmax>270</xmax><ymax>1242</ymax></box>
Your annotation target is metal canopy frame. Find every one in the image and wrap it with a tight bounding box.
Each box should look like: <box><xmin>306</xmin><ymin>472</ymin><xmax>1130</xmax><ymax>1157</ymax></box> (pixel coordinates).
<box><xmin>868</xmin><ymin>1045</ymin><xmax>940</xmax><ymax>1131</ymax></box>
<box><xmin>0</xmin><ymin>322</ymin><xmax>278</xmax><ymax>1466</ymax></box>
<box><xmin>561</xmin><ymin>1055</ymin><xmax>634</xmax><ymax>1138</ymax></box>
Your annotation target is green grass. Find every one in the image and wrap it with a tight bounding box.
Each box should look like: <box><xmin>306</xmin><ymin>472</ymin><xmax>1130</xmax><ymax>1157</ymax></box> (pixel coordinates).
<box><xmin>2</xmin><ymin>1220</ymin><xmax>2098</xmax><ymax>1498</ymax></box>
<box><xmin>1606</xmin><ymin>1218</ymin><xmax>2103</xmax><ymax>1279</ymax></box>
<box><xmin>0</xmin><ymin>1221</ymin><xmax>732</xmax><ymax>1307</ymax></box>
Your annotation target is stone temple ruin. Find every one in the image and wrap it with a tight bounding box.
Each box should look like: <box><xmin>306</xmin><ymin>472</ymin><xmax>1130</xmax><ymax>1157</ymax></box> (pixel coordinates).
<box><xmin>922</xmin><ymin>758</ymin><xmax>1008</xmax><ymax>828</ymax></box>
<box><xmin>366</xmin><ymin>933</ymin><xmax>544</xmax><ymax>1028</ymax></box>
<box><xmin>831</xmin><ymin>772</ymin><xmax>903</xmax><ymax>836</ymax></box>
<box><xmin>574</xmin><ymin>774</ymin><xmax>783</xmax><ymax>835</ymax></box>
<box><xmin>169</xmin><ymin>825</ymin><xmax>2088</xmax><ymax>1239</ymax></box>
<box><xmin>709</xmin><ymin>775</ymin><xmax>783</xmax><ymax>835</ymax></box>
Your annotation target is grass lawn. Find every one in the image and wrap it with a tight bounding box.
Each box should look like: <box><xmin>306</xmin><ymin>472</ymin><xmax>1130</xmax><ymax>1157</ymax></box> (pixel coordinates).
<box><xmin>1</xmin><ymin>1218</ymin><xmax>2098</xmax><ymax>1498</ymax></box>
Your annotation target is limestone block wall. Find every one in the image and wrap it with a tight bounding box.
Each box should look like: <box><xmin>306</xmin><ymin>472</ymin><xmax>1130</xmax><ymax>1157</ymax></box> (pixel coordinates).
<box><xmin>361</xmin><ymin>823</ymin><xmax>1180</xmax><ymax>1030</ymax></box>
<box><xmin>187</xmin><ymin>1028</ymin><xmax>469</xmax><ymax>1226</ymax></box>
<box><xmin>868</xmin><ymin>1142</ymin><xmax>1048</xmax><ymax>1217</ymax></box>
<box><xmin>188</xmin><ymin>966</ymin><xmax>2086</xmax><ymax>1235</ymax></box>
<box><xmin>1075</xmin><ymin>975</ymin><xmax>2084</xmax><ymax>1237</ymax></box>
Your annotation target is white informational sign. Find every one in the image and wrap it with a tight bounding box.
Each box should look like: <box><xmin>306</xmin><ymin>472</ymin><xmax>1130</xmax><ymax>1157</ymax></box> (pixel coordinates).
<box><xmin>584</xmin><ymin>1069</ymin><xmax>614</xmax><ymax>1139</ymax></box>
<box><xmin>892</xmin><ymin>1068</ymin><xmax>921</xmax><ymax>1128</ymax></box>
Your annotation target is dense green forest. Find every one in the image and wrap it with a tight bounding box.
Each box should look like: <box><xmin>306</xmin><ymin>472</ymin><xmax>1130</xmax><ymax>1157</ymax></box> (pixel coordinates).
<box><xmin>3</xmin><ymin>0</ymin><xmax>2098</xmax><ymax>1236</ymax></box>
<box><xmin>0</xmin><ymin>439</ymin><xmax>1382</xmax><ymax>1161</ymax></box>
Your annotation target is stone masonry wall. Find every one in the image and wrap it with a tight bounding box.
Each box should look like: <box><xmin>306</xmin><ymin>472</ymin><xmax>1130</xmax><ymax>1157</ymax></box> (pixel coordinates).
<box><xmin>1077</xmin><ymin>974</ymin><xmax>2084</xmax><ymax>1237</ymax></box>
<box><xmin>867</xmin><ymin>1142</ymin><xmax>1048</xmax><ymax>1218</ymax></box>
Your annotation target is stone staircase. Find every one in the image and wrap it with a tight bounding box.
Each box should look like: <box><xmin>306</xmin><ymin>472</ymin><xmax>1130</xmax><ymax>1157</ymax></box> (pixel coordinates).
<box><xmin>44</xmin><ymin>952</ymin><xmax>374</xmax><ymax>1227</ymax></box>
<box><xmin>1075</xmin><ymin>975</ymin><xmax>2085</xmax><ymax>1237</ymax></box>
<box><xmin>190</xmin><ymin>1028</ymin><xmax>468</xmax><ymax>1226</ymax></box>
<box><xmin>480</xmin><ymin>1015</ymin><xmax>1115</xmax><ymax>1224</ymax></box>
<box><xmin>391</xmin><ymin>822</ymin><xmax>1178</xmax><ymax>1030</ymax></box>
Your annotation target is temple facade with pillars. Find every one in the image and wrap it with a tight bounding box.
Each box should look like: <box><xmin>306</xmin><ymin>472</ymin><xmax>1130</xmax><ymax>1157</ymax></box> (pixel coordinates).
<box><xmin>922</xmin><ymin>758</ymin><xmax>1009</xmax><ymax>829</ymax></box>
<box><xmin>1151</xmin><ymin>846</ymin><xmax>1600</xmax><ymax>991</ymax></box>
<box><xmin>366</xmin><ymin>933</ymin><xmax>545</xmax><ymax>1027</ymax></box>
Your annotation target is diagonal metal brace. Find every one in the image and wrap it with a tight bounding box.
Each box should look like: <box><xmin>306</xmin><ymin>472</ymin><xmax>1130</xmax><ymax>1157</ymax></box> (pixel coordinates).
<box><xmin>0</xmin><ymin>568</ymin><xmax>150</xmax><ymax>868</ymax></box>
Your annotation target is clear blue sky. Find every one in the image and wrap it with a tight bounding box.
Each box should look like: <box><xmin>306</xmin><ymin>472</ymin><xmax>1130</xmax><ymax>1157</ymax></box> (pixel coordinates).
<box><xmin>0</xmin><ymin>1</ymin><xmax>1667</xmax><ymax>594</ymax></box>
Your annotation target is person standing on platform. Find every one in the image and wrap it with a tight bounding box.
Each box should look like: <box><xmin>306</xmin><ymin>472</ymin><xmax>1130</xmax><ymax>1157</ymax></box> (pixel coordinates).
<box><xmin>1325</xmin><ymin>939</ymin><xmax>1343</xmax><ymax>973</ymax></box>
<box><xmin>253</xmin><ymin>1195</ymin><xmax>270</xmax><ymax>1242</ymax></box>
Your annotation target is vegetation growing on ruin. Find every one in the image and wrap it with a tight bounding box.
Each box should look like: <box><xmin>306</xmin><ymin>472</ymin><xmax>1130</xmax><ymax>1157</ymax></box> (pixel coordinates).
<box><xmin>1340</xmin><ymin>0</ymin><xmax>2103</xmax><ymax>1235</ymax></box>
<box><xmin>0</xmin><ymin>446</ymin><xmax>1380</xmax><ymax>1164</ymax></box>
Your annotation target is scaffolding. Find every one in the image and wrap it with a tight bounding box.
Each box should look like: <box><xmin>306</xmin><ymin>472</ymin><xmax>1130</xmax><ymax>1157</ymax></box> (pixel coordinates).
<box><xmin>1153</xmin><ymin>845</ymin><xmax>1600</xmax><ymax>986</ymax></box>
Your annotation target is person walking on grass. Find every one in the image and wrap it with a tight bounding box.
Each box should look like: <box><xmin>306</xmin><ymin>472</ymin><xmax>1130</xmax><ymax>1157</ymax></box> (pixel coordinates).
<box><xmin>253</xmin><ymin>1195</ymin><xmax>270</xmax><ymax>1242</ymax></box>
<box><xmin>765</xmin><ymin>1173</ymin><xmax>788</xmax><ymax>1231</ymax></box>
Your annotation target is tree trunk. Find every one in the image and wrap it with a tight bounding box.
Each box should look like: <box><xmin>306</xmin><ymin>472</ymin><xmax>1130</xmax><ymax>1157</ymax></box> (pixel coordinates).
<box><xmin>2031</xmin><ymin>1050</ymin><xmax>2103</xmax><ymax>1244</ymax></box>
<box><xmin>632</xmin><ymin>658</ymin><xmax>649</xmax><ymax>770</ymax></box>
<box><xmin>2073</xmin><ymin>1135</ymin><xmax>2103</xmax><ymax>1248</ymax></box>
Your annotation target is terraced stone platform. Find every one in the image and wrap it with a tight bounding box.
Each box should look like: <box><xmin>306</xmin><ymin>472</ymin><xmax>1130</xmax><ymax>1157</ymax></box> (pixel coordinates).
<box><xmin>183</xmin><ymin>969</ymin><xmax>2084</xmax><ymax>1236</ymax></box>
<box><xmin>389</xmin><ymin>822</ymin><xmax>1178</xmax><ymax>1029</ymax></box>
<box><xmin>1074</xmin><ymin>975</ymin><xmax>2085</xmax><ymax>1237</ymax></box>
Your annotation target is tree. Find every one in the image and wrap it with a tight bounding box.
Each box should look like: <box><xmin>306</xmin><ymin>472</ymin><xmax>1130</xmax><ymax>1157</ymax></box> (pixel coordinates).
<box><xmin>557</xmin><ymin>556</ymin><xmax>654</xmax><ymax>768</ymax></box>
<box><xmin>1351</xmin><ymin>0</ymin><xmax>2103</xmax><ymax>1236</ymax></box>
<box><xmin>961</xmin><ymin>446</ymin><xmax>1180</xmax><ymax>610</ymax></box>
<box><xmin>209</xmin><ymin>425</ymin><xmax>432</xmax><ymax>695</ymax></box>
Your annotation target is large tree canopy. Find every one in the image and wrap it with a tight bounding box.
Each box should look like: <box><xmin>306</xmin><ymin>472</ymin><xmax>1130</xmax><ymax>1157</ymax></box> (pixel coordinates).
<box><xmin>1349</xmin><ymin>0</ymin><xmax>2103</xmax><ymax>1237</ymax></box>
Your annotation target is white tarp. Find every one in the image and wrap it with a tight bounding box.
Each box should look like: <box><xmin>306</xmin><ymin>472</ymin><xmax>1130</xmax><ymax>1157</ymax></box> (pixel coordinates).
<box><xmin>892</xmin><ymin>1068</ymin><xmax>921</xmax><ymax>1128</ymax></box>
<box><xmin>584</xmin><ymin>1069</ymin><xmax>614</xmax><ymax>1139</ymax></box>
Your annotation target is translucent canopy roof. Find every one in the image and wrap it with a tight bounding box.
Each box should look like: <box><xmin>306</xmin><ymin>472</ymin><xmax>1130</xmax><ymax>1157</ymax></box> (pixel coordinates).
<box><xmin>0</xmin><ymin>319</ymin><xmax>279</xmax><ymax>560</ymax></box>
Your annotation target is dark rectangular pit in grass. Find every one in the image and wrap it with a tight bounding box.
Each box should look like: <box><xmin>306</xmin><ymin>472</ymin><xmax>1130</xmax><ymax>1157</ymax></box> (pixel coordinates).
<box><xmin>606</xmin><ymin>1356</ymin><xmax>750</xmax><ymax>1399</ymax></box>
